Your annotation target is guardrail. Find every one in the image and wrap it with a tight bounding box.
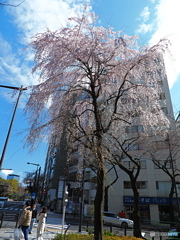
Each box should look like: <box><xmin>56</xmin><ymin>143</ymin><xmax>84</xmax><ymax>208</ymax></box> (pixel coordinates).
<box><xmin>0</xmin><ymin>212</ymin><xmax>20</xmax><ymax>228</ymax></box>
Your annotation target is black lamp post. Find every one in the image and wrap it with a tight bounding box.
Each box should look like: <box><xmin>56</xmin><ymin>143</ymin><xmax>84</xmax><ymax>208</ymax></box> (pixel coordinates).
<box><xmin>27</xmin><ymin>162</ymin><xmax>41</xmax><ymax>200</ymax></box>
<box><xmin>79</xmin><ymin>158</ymin><xmax>85</xmax><ymax>232</ymax></box>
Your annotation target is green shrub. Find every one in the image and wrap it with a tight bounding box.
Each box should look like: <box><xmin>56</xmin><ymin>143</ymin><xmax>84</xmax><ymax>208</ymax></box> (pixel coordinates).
<box><xmin>54</xmin><ymin>233</ymin><xmax>94</xmax><ymax>240</ymax></box>
<box><xmin>87</xmin><ymin>228</ymin><xmax>94</xmax><ymax>235</ymax></box>
<box><xmin>103</xmin><ymin>230</ymin><xmax>115</xmax><ymax>236</ymax></box>
<box><xmin>53</xmin><ymin>233</ymin><xmax>142</xmax><ymax>240</ymax></box>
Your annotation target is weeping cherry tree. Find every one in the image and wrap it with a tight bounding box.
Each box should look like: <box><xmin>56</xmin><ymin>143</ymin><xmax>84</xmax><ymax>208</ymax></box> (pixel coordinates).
<box><xmin>25</xmin><ymin>10</ymin><xmax>170</xmax><ymax>240</ymax></box>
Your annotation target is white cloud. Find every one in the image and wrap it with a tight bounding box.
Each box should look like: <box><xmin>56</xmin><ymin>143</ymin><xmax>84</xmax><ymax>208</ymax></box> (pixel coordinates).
<box><xmin>136</xmin><ymin>23</ymin><xmax>153</xmax><ymax>34</ymax></box>
<box><xmin>0</xmin><ymin>41</ymin><xmax>38</xmax><ymax>88</ymax></box>
<box><xmin>136</xmin><ymin>6</ymin><xmax>153</xmax><ymax>34</ymax></box>
<box><xmin>149</xmin><ymin>0</ymin><xmax>180</xmax><ymax>88</ymax></box>
<box><xmin>8</xmin><ymin>0</ymin><xmax>92</xmax><ymax>44</ymax></box>
<box><xmin>140</xmin><ymin>7</ymin><xmax>150</xmax><ymax>22</ymax></box>
<box><xmin>0</xmin><ymin>169</ymin><xmax>14</xmax><ymax>179</ymax></box>
<box><xmin>0</xmin><ymin>0</ymin><xmax>92</xmax><ymax>103</ymax></box>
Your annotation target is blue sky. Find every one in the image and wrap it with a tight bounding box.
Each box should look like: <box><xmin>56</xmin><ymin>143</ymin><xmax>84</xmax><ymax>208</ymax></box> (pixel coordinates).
<box><xmin>0</xmin><ymin>0</ymin><xmax>180</xmax><ymax>182</ymax></box>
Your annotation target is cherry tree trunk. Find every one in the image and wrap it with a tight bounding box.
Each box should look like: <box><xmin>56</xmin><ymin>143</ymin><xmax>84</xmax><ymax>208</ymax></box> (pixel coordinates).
<box><xmin>94</xmin><ymin>166</ymin><xmax>105</xmax><ymax>240</ymax></box>
<box><xmin>104</xmin><ymin>186</ymin><xmax>108</xmax><ymax>211</ymax></box>
<box><xmin>131</xmin><ymin>181</ymin><xmax>142</xmax><ymax>238</ymax></box>
<box><xmin>93</xmin><ymin>136</ymin><xmax>105</xmax><ymax>240</ymax></box>
<box><xmin>169</xmin><ymin>182</ymin><xmax>175</xmax><ymax>226</ymax></box>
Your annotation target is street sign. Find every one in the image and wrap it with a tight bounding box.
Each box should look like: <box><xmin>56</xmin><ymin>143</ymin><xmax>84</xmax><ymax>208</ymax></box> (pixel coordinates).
<box><xmin>31</xmin><ymin>192</ymin><xmax>36</xmax><ymax>199</ymax></box>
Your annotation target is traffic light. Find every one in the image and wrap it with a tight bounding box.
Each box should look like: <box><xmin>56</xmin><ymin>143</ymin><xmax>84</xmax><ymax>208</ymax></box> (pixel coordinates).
<box><xmin>43</xmin><ymin>189</ymin><xmax>47</xmax><ymax>194</ymax></box>
<box><xmin>64</xmin><ymin>185</ymin><xmax>68</xmax><ymax>205</ymax></box>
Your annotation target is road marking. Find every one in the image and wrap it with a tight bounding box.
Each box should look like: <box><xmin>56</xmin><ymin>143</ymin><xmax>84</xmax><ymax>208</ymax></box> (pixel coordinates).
<box><xmin>34</xmin><ymin>223</ymin><xmax>68</xmax><ymax>230</ymax></box>
<box><xmin>0</xmin><ymin>208</ymin><xmax>22</xmax><ymax>211</ymax></box>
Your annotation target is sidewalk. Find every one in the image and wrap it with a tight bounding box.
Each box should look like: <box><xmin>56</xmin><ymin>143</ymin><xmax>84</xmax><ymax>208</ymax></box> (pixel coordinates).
<box><xmin>0</xmin><ymin>209</ymin><xmax>162</xmax><ymax>240</ymax></box>
<box><xmin>0</xmin><ymin>206</ymin><xmax>86</xmax><ymax>240</ymax></box>
<box><xmin>0</xmin><ymin>227</ymin><xmax>56</xmax><ymax>240</ymax></box>
<box><xmin>0</xmin><ymin>207</ymin><xmax>69</xmax><ymax>240</ymax></box>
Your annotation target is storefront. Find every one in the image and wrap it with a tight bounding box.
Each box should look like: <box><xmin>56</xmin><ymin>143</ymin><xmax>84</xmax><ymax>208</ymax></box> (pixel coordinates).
<box><xmin>124</xmin><ymin>197</ymin><xmax>150</xmax><ymax>222</ymax></box>
<box><xmin>124</xmin><ymin>196</ymin><xmax>180</xmax><ymax>224</ymax></box>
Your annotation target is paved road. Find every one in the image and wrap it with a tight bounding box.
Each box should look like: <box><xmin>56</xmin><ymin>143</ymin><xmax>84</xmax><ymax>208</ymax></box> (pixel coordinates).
<box><xmin>0</xmin><ymin>201</ymin><xmax>68</xmax><ymax>230</ymax></box>
<box><xmin>0</xmin><ymin>201</ymin><xmax>23</xmax><ymax>213</ymax></box>
<box><xmin>0</xmin><ymin>201</ymin><xmax>170</xmax><ymax>239</ymax></box>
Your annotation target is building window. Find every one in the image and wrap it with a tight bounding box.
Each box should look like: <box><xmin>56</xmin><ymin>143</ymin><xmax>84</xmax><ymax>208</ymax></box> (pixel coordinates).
<box><xmin>84</xmin><ymin>171</ymin><xmax>90</xmax><ymax>181</ymax></box>
<box><xmin>156</xmin><ymin>181</ymin><xmax>171</xmax><ymax>191</ymax></box>
<box><xmin>124</xmin><ymin>181</ymin><xmax>147</xmax><ymax>189</ymax></box>
<box><xmin>152</xmin><ymin>141</ymin><xmax>168</xmax><ymax>150</ymax></box>
<box><xmin>126</xmin><ymin>125</ymin><xmax>144</xmax><ymax>133</ymax></box>
<box><xmin>121</xmin><ymin>97</ymin><xmax>136</xmax><ymax>104</ymax></box>
<box><xmin>124</xmin><ymin>181</ymin><xmax>132</xmax><ymax>189</ymax></box>
<box><xmin>127</xmin><ymin>111</ymin><xmax>141</xmax><ymax>118</ymax></box>
<box><xmin>126</xmin><ymin>143</ymin><xmax>144</xmax><ymax>151</ymax></box>
<box><xmin>123</xmin><ymin>160</ymin><xmax>146</xmax><ymax>169</ymax></box>
<box><xmin>140</xmin><ymin>160</ymin><xmax>147</xmax><ymax>169</ymax></box>
<box><xmin>136</xmin><ymin>181</ymin><xmax>148</xmax><ymax>189</ymax></box>
<box><xmin>176</xmin><ymin>124</ymin><xmax>180</xmax><ymax>130</ymax></box>
<box><xmin>158</xmin><ymin>80</ymin><xmax>163</xmax><ymax>86</ymax></box>
<box><xmin>128</xmin><ymin>144</ymin><xmax>139</xmax><ymax>150</ymax></box>
<box><xmin>121</xmin><ymin>98</ymin><xmax>128</xmax><ymax>104</ymax></box>
<box><xmin>123</xmin><ymin>161</ymin><xmax>133</xmax><ymax>169</ymax></box>
<box><xmin>159</xmin><ymin>93</ymin><xmax>166</xmax><ymax>100</ymax></box>
<box><xmin>154</xmin><ymin>160</ymin><xmax>172</xmax><ymax>169</ymax></box>
<box><xmin>162</xmin><ymin>107</ymin><xmax>168</xmax><ymax>114</ymax></box>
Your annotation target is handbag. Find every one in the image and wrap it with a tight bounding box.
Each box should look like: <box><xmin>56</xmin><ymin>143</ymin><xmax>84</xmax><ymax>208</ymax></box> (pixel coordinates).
<box><xmin>14</xmin><ymin>227</ymin><xmax>24</xmax><ymax>240</ymax></box>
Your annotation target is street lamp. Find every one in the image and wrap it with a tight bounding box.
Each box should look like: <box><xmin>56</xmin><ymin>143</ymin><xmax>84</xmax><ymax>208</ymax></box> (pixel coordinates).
<box><xmin>0</xmin><ymin>85</ymin><xmax>27</xmax><ymax>168</ymax></box>
<box><xmin>27</xmin><ymin>162</ymin><xmax>41</xmax><ymax>200</ymax></box>
<box><xmin>27</xmin><ymin>162</ymin><xmax>40</xmax><ymax>167</ymax></box>
<box><xmin>0</xmin><ymin>168</ymin><xmax>13</xmax><ymax>171</ymax></box>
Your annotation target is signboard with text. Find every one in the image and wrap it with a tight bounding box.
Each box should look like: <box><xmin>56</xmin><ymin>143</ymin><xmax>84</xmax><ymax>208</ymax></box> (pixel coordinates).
<box><xmin>124</xmin><ymin>196</ymin><xmax>180</xmax><ymax>205</ymax></box>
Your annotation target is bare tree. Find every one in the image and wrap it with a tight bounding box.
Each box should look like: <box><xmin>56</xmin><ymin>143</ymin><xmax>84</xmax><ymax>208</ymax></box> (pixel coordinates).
<box><xmin>104</xmin><ymin>134</ymin><xmax>151</xmax><ymax>236</ymax></box>
<box><xmin>23</xmin><ymin>171</ymin><xmax>36</xmax><ymax>194</ymax></box>
<box><xmin>148</xmin><ymin>132</ymin><xmax>180</xmax><ymax>226</ymax></box>
<box><xmin>104</xmin><ymin>165</ymin><xmax>118</xmax><ymax>212</ymax></box>
<box><xmin>25</xmin><ymin>10</ymin><xmax>170</xmax><ymax>239</ymax></box>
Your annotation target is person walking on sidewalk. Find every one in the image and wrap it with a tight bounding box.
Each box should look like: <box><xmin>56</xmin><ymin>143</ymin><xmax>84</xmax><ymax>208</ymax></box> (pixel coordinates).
<box><xmin>37</xmin><ymin>206</ymin><xmax>47</xmax><ymax>240</ymax></box>
<box><xmin>18</xmin><ymin>201</ymin><xmax>32</xmax><ymax>240</ymax></box>
<box><xmin>29</xmin><ymin>203</ymin><xmax>37</xmax><ymax>234</ymax></box>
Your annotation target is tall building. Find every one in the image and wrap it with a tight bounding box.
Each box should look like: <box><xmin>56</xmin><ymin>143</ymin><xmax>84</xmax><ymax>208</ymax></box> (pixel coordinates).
<box><xmin>43</xmin><ymin>55</ymin><xmax>179</xmax><ymax>224</ymax></box>
<box><xmin>7</xmin><ymin>174</ymin><xmax>20</xmax><ymax>181</ymax></box>
<box><xmin>106</xmin><ymin>58</ymin><xmax>179</xmax><ymax>225</ymax></box>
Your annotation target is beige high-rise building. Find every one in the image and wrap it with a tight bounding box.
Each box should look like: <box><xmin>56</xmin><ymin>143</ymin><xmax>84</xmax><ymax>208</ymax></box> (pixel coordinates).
<box><xmin>85</xmin><ymin>57</ymin><xmax>179</xmax><ymax>225</ymax></box>
<box><xmin>43</xmin><ymin>56</ymin><xmax>180</xmax><ymax>226</ymax></box>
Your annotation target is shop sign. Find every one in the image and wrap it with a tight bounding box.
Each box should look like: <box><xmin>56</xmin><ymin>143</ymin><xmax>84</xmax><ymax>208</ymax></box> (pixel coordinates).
<box><xmin>124</xmin><ymin>196</ymin><xmax>180</xmax><ymax>205</ymax></box>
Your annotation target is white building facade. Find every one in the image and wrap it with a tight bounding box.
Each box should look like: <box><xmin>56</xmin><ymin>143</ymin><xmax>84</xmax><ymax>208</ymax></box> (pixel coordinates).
<box><xmin>44</xmin><ymin>55</ymin><xmax>180</xmax><ymax>226</ymax></box>
<box><xmin>82</xmin><ymin>58</ymin><xmax>180</xmax><ymax>225</ymax></box>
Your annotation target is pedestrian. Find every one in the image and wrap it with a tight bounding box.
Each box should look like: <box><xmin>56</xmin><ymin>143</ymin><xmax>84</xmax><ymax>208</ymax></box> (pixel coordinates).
<box><xmin>37</xmin><ymin>206</ymin><xmax>47</xmax><ymax>240</ymax></box>
<box><xmin>29</xmin><ymin>203</ymin><xmax>37</xmax><ymax>234</ymax></box>
<box><xmin>18</xmin><ymin>200</ymin><xmax>32</xmax><ymax>240</ymax></box>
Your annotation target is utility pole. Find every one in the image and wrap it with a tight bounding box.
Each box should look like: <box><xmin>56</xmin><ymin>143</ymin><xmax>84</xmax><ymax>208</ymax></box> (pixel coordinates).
<box><xmin>79</xmin><ymin>159</ymin><xmax>85</xmax><ymax>232</ymax></box>
<box><xmin>36</xmin><ymin>166</ymin><xmax>41</xmax><ymax>200</ymax></box>
<box><xmin>27</xmin><ymin>162</ymin><xmax>40</xmax><ymax>202</ymax></box>
<box><xmin>0</xmin><ymin>85</ymin><xmax>27</xmax><ymax>168</ymax></box>
<box><xmin>61</xmin><ymin>185</ymin><xmax>68</xmax><ymax>234</ymax></box>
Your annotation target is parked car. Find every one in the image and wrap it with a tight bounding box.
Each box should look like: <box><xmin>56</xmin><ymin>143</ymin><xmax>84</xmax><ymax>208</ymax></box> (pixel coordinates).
<box><xmin>103</xmin><ymin>211</ymin><xmax>134</xmax><ymax>228</ymax></box>
<box><xmin>168</xmin><ymin>226</ymin><xmax>180</xmax><ymax>239</ymax></box>
<box><xmin>0</xmin><ymin>197</ymin><xmax>8</xmax><ymax>208</ymax></box>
